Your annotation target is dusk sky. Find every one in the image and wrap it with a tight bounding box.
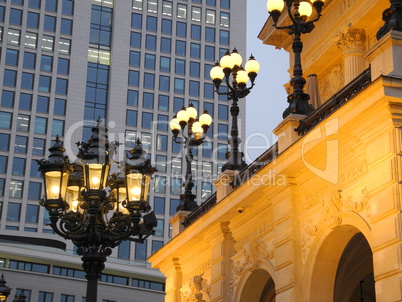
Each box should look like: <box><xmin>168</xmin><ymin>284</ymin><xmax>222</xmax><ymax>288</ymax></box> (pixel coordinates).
<box><xmin>244</xmin><ymin>0</ymin><xmax>289</xmax><ymax>162</ymax></box>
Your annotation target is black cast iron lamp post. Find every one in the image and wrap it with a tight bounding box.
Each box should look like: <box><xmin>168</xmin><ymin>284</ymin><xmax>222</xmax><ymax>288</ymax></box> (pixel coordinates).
<box><xmin>210</xmin><ymin>49</ymin><xmax>260</xmax><ymax>172</ymax></box>
<box><xmin>37</xmin><ymin>119</ymin><xmax>157</xmax><ymax>302</ymax></box>
<box><xmin>267</xmin><ymin>0</ymin><xmax>325</xmax><ymax>118</ymax></box>
<box><xmin>0</xmin><ymin>274</ymin><xmax>11</xmax><ymax>302</ymax></box>
<box><xmin>170</xmin><ymin>105</ymin><xmax>212</xmax><ymax>211</ymax></box>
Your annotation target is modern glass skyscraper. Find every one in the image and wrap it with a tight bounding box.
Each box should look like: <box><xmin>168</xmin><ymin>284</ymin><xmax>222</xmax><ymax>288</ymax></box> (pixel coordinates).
<box><xmin>0</xmin><ymin>0</ymin><xmax>246</xmax><ymax>300</ymax></box>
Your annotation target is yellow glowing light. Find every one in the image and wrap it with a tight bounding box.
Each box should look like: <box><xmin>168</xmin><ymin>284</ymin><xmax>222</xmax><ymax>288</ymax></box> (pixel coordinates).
<box><xmin>72</xmin><ymin>200</ymin><xmax>79</xmax><ymax>212</ymax></box>
<box><xmin>91</xmin><ymin>176</ymin><xmax>100</xmax><ymax>186</ymax></box>
<box><xmin>51</xmin><ymin>186</ymin><xmax>60</xmax><ymax>198</ymax></box>
<box><xmin>131</xmin><ymin>186</ymin><xmax>141</xmax><ymax>201</ymax></box>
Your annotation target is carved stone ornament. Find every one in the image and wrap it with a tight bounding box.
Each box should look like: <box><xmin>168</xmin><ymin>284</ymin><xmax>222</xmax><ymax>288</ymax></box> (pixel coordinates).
<box><xmin>319</xmin><ymin>62</ymin><xmax>345</xmax><ymax>101</ymax></box>
<box><xmin>230</xmin><ymin>240</ymin><xmax>274</xmax><ymax>291</ymax></box>
<box><xmin>303</xmin><ymin>161</ymin><xmax>368</xmax><ymax>210</ymax></box>
<box><xmin>300</xmin><ymin>187</ymin><xmax>370</xmax><ymax>263</ymax></box>
<box><xmin>180</xmin><ymin>275</ymin><xmax>211</xmax><ymax>302</ymax></box>
<box><xmin>336</xmin><ymin>26</ymin><xmax>366</xmax><ymax>55</ymax></box>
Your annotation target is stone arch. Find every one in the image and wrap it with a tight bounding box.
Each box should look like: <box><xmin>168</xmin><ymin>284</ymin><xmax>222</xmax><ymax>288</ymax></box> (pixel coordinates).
<box><xmin>308</xmin><ymin>223</ymin><xmax>374</xmax><ymax>302</ymax></box>
<box><xmin>333</xmin><ymin>232</ymin><xmax>375</xmax><ymax>301</ymax></box>
<box><xmin>232</xmin><ymin>240</ymin><xmax>276</xmax><ymax>302</ymax></box>
<box><xmin>237</xmin><ymin>269</ymin><xmax>276</xmax><ymax>302</ymax></box>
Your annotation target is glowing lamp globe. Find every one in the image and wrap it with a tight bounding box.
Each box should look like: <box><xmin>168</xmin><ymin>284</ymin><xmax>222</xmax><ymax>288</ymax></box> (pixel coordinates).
<box><xmin>245</xmin><ymin>57</ymin><xmax>260</xmax><ymax>74</ymax></box>
<box><xmin>169</xmin><ymin>118</ymin><xmax>180</xmax><ymax>130</ymax></box>
<box><xmin>220</xmin><ymin>53</ymin><xmax>235</xmax><ymax>70</ymax></box>
<box><xmin>236</xmin><ymin>70</ymin><xmax>249</xmax><ymax>85</ymax></box>
<box><xmin>231</xmin><ymin>50</ymin><xmax>243</xmax><ymax>67</ymax></box>
<box><xmin>177</xmin><ymin>108</ymin><xmax>190</xmax><ymax>123</ymax></box>
<box><xmin>210</xmin><ymin>64</ymin><xmax>224</xmax><ymax>80</ymax></box>
<box><xmin>199</xmin><ymin>111</ymin><xmax>212</xmax><ymax>127</ymax></box>
<box><xmin>299</xmin><ymin>1</ymin><xmax>312</xmax><ymax>18</ymax></box>
<box><xmin>186</xmin><ymin>105</ymin><xmax>198</xmax><ymax>120</ymax></box>
<box><xmin>267</xmin><ymin>0</ymin><xmax>284</xmax><ymax>12</ymax></box>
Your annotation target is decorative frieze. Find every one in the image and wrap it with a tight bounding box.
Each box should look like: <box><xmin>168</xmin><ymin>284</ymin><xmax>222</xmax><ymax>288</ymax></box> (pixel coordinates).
<box><xmin>303</xmin><ymin>161</ymin><xmax>368</xmax><ymax>210</ymax></box>
<box><xmin>301</xmin><ymin>187</ymin><xmax>370</xmax><ymax>263</ymax></box>
<box><xmin>319</xmin><ymin>62</ymin><xmax>345</xmax><ymax>101</ymax></box>
<box><xmin>234</xmin><ymin>223</ymin><xmax>274</xmax><ymax>252</ymax></box>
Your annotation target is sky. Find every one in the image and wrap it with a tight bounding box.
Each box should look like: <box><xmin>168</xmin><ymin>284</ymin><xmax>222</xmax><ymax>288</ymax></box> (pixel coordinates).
<box><xmin>244</xmin><ymin>0</ymin><xmax>289</xmax><ymax>162</ymax></box>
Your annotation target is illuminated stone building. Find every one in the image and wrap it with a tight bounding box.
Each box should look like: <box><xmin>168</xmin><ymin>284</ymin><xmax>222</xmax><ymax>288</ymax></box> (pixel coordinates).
<box><xmin>0</xmin><ymin>0</ymin><xmax>246</xmax><ymax>300</ymax></box>
<box><xmin>149</xmin><ymin>0</ymin><xmax>402</xmax><ymax>301</ymax></box>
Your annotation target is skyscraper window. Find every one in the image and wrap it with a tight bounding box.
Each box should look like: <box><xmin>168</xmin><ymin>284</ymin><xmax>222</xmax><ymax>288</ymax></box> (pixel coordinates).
<box><xmin>162</xmin><ymin>1</ymin><xmax>172</xmax><ymax>16</ymax></box>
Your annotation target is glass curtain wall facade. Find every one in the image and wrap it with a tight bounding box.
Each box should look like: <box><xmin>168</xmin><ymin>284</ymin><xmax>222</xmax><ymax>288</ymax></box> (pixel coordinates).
<box><xmin>0</xmin><ymin>0</ymin><xmax>246</xmax><ymax>300</ymax></box>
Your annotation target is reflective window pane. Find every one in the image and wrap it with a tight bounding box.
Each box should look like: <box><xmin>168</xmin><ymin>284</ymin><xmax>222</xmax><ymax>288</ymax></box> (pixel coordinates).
<box><xmin>162</xmin><ymin>1</ymin><xmax>172</xmax><ymax>16</ymax></box>
<box><xmin>7</xmin><ymin>202</ymin><xmax>21</xmax><ymax>221</ymax></box>
<box><xmin>8</xmin><ymin>28</ymin><xmax>20</xmax><ymax>46</ymax></box>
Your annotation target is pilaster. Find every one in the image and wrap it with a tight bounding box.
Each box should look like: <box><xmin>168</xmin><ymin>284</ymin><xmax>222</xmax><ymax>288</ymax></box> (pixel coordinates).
<box><xmin>163</xmin><ymin>257</ymin><xmax>183</xmax><ymax>302</ymax></box>
<box><xmin>204</xmin><ymin>222</ymin><xmax>235</xmax><ymax>302</ymax></box>
<box><xmin>272</xmin><ymin>183</ymin><xmax>299</xmax><ymax>301</ymax></box>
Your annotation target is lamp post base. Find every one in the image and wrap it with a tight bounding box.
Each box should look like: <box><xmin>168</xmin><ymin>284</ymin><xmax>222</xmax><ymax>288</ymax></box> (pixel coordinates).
<box><xmin>221</xmin><ymin>151</ymin><xmax>247</xmax><ymax>173</ymax></box>
<box><xmin>177</xmin><ymin>193</ymin><xmax>197</xmax><ymax>212</ymax></box>
<box><xmin>282</xmin><ymin>92</ymin><xmax>314</xmax><ymax>119</ymax></box>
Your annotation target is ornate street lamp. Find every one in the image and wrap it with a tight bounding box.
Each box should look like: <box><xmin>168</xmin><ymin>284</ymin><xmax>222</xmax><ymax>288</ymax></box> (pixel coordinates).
<box><xmin>36</xmin><ymin>119</ymin><xmax>157</xmax><ymax>302</ymax></box>
<box><xmin>170</xmin><ymin>105</ymin><xmax>212</xmax><ymax>211</ymax></box>
<box><xmin>267</xmin><ymin>0</ymin><xmax>326</xmax><ymax>118</ymax></box>
<box><xmin>0</xmin><ymin>274</ymin><xmax>11</xmax><ymax>302</ymax></box>
<box><xmin>210</xmin><ymin>49</ymin><xmax>260</xmax><ymax>172</ymax></box>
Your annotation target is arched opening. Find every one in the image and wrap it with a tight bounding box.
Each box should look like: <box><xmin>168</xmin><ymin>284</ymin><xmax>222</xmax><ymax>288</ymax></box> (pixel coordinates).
<box><xmin>333</xmin><ymin>233</ymin><xmax>376</xmax><ymax>301</ymax></box>
<box><xmin>239</xmin><ymin>269</ymin><xmax>276</xmax><ymax>302</ymax></box>
<box><xmin>310</xmin><ymin>225</ymin><xmax>374</xmax><ymax>301</ymax></box>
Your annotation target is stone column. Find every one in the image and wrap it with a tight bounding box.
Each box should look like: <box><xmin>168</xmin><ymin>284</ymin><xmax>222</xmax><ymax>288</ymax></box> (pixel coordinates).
<box><xmin>336</xmin><ymin>26</ymin><xmax>367</xmax><ymax>84</ymax></box>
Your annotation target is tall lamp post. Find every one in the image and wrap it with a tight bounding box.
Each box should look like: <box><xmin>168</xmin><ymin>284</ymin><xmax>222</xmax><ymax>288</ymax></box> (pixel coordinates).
<box><xmin>267</xmin><ymin>0</ymin><xmax>326</xmax><ymax>118</ymax></box>
<box><xmin>36</xmin><ymin>119</ymin><xmax>157</xmax><ymax>302</ymax></box>
<box><xmin>170</xmin><ymin>105</ymin><xmax>212</xmax><ymax>211</ymax></box>
<box><xmin>210</xmin><ymin>49</ymin><xmax>260</xmax><ymax>172</ymax></box>
<box><xmin>0</xmin><ymin>274</ymin><xmax>11</xmax><ymax>302</ymax></box>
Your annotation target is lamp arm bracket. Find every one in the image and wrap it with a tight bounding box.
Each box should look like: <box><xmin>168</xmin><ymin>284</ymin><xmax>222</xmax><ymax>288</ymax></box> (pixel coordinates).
<box><xmin>173</xmin><ymin>134</ymin><xmax>187</xmax><ymax>143</ymax></box>
<box><xmin>274</xmin><ymin>24</ymin><xmax>294</xmax><ymax>31</ymax></box>
<box><xmin>225</xmin><ymin>77</ymin><xmax>235</xmax><ymax>92</ymax></box>
<box><xmin>215</xmin><ymin>90</ymin><xmax>230</xmax><ymax>96</ymax></box>
<box><xmin>248</xmin><ymin>82</ymin><xmax>255</xmax><ymax>90</ymax></box>
<box><xmin>238</xmin><ymin>88</ymin><xmax>251</xmax><ymax>99</ymax></box>
<box><xmin>287</xmin><ymin>5</ymin><xmax>298</xmax><ymax>25</ymax></box>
